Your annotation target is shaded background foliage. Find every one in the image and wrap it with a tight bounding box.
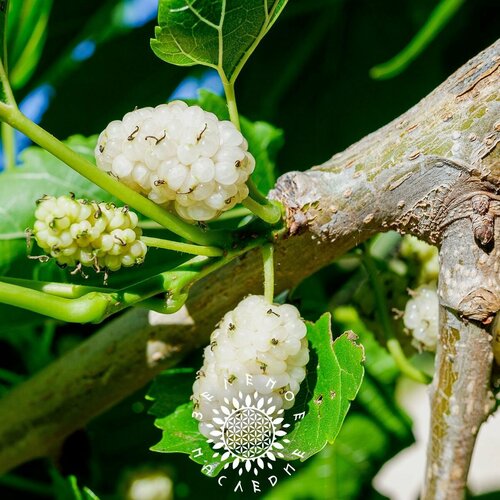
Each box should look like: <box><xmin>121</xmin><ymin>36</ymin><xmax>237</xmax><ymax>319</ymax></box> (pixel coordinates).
<box><xmin>35</xmin><ymin>0</ymin><xmax>498</xmax><ymax>171</ymax></box>
<box><xmin>0</xmin><ymin>0</ymin><xmax>498</xmax><ymax>499</ymax></box>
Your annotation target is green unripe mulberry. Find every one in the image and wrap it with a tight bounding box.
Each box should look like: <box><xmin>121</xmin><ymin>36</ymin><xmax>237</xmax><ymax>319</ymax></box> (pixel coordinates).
<box><xmin>32</xmin><ymin>195</ymin><xmax>147</xmax><ymax>272</ymax></box>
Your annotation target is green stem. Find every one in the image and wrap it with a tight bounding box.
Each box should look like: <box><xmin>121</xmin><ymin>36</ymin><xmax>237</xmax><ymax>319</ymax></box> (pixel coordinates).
<box><xmin>220</xmin><ymin>77</ymin><xmax>283</xmax><ymax>226</ymax></box>
<box><xmin>0</xmin><ymin>59</ymin><xmax>18</xmax><ymax>171</ymax></box>
<box><xmin>215</xmin><ymin>206</ymin><xmax>252</xmax><ymax>221</ymax></box>
<box><xmin>370</xmin><ymin>0</ymin><xmax>465</xmax><ymax>79</ymax></box>
<box><xmin>1</xmin><ymin>122</ymin><xmax>15</xmax><ymax>170</ymax></box>
<box><xmin>363</xmin><ymin>247</ymin><xmax>431</xmax><ymax>384</ymax></box>
<box><xmin>262</xmin><ymin>243</ymin><xmax>275</xmax><ymax>303</ymax></box>
<box><xmin>109</xmin><ymin>241</ymin><xmax>264</xmax><ymax>314</ymax></box>
<box><xmin>0</xmin><ymin>238</ymin><xmax>265</xmax><ymax>323</ymax></box>
<box><xmin>141</xmin><ymin>235</ymin><xmax>223</xmax><ymax>257</ymax></box>
<box><xmin>222</xmin><ymin>78</ymin><xmax>240</xmax><ymax>130</ymax></box>
<box><xmin>0</xmin><ymin>281</ymin><xmax>110</xmax><ymax>323</ymax></box>
<box><xmin>0</xmin><ymin>277</ymin><xmax>109</xmax><ymax>298</ymax></box>
<box><xmin>243</xmin><ymin>179</ymin><xmax>282</xmax><ymax>224</ymax></box>
<box><xmin>0</xmin><ymin>277</ymin><xmax>174</xmax><ymax>314</ymax></box>
<box><xmin>247</xmin><ymin>178</ymin><xmax>269</xmax><ymax>204</ymax></box>
<box><xmin>0</xmin><ymin>105</ymin><xmax>224</xmax><ymax>247</ymax></box>
<box><xmin>242</xmin><ymin>195</ymin><xmax>282</xmax><ymax>225</ymax></box>
<box><xmin>0</xmin><ymin>59</ymin><xmax>17</xmax><ymax>108</ymax></box>
<box><xmin>138</xmin><ymin>220</ymin><xmax>165</xmax><ymax>229</ymax></box>
<box><xmin>0</xmin><ymin>272</ymin><xmax>188</xmax><ymax>323</ymax></box>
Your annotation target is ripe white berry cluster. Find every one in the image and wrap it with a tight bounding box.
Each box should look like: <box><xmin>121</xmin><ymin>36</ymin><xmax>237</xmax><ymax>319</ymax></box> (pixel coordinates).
<box><xmin>403</xmin><ymin>285</ymin><xmax>439</xmax><ymax>351</ymax></box>
<box><xmin>95</xmin><ymin>102</ymin><xmax>255</xmax><ymax>222</ymax></box>
<box><xmin>33</xmin><ymin>195</ymin><xmax>147</xmax><ymax>272</ymax></box>
<box><xmin>192</xmin><ymin>295</ymin><xmax>309</xmax><ymax>437</ymax></box>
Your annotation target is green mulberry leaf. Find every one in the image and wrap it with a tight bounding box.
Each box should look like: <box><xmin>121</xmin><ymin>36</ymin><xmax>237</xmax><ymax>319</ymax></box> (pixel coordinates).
<box><xmin>148</xmin><ymin>368</ymin><xmax>223</xmax><ymax>477</ymax></box>
<box><xmin>151</xmin><ymin>0</ymin><xmax>288</xmax><ymax>83</ymax></box>
<box><xmin>281</xmin><ymin>313</ymin><xmax>365</xmax><ymax>461</ymax></box>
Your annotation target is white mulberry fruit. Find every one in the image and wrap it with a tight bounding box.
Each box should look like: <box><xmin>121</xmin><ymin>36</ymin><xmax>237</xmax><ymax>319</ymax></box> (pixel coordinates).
<box><xmin>95</xmin><ymin>102</ymin><xmax>255</xmax><ymax>222</ymax></box>
<box><xmin>403</xmin><ymin>285</ymin><xmax>439</xmax><ymax>351</ymax></box>
<box><xmin>33</xmin><ymin>195</ymin><xmax>147</xmax><ymax>272</ymax></box>
<box><xmin>192</xmin><ymin>295</ymin><xmax>309</xmax><ymax>437</ymax></box>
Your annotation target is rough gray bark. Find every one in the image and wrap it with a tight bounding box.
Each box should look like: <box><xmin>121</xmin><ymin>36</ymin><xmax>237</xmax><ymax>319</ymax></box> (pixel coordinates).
<box><xmin>422</xmin><ymin>217</ymin><xmax>499</xmax><ymax>500</ymax></box>
<box><xmin>0</xmin><ymin>39</ymin><xmax>498</xmax><ymax>499</ymax></box>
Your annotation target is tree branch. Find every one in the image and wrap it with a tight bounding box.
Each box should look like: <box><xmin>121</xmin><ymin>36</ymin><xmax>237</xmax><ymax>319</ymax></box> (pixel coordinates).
<box><xmin>272</xmin><ymin>42</ymin><xmax>499</xmax><ymax>245</ymax></box>
<box><xmin>0</xmin><ymin>40</ymin><xmax>498</xmax><ymax>480</ymax></box>
<box><xmin>422</xmin><ymin>215</ymin><xmax>499</xmax><ymax>499</ymax></box>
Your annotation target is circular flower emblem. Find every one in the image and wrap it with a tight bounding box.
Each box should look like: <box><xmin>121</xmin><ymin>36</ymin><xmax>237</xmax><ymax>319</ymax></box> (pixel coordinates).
<box><xmin>206</xmin><ymin>391</ymin><xmax>291</xmax><ymax>476</ymax></box>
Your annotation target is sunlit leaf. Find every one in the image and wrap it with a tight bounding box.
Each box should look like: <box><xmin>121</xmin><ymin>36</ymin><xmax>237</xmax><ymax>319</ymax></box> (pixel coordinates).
<box><xmin>151</xmin><ymin>0</ymin><xmax>288</xmax><ymax>82</ymax></box>
<box><xmin>281</xmin><ymin>314</ymin><xmax>365</xmax><ymax>461</ymax></box>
